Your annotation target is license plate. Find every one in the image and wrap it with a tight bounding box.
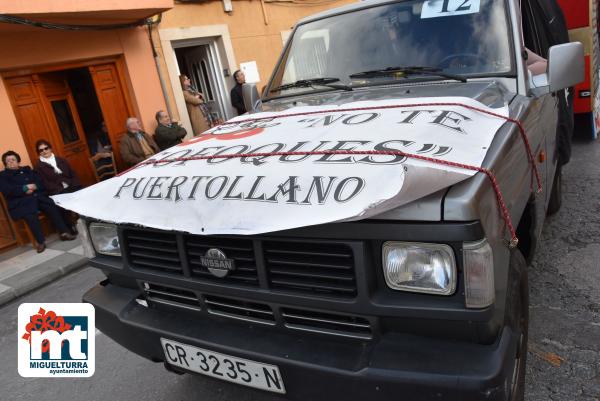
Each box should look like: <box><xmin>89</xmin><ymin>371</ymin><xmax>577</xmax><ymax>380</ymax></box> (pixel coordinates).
<box><xmin>161</xmin><ymin>338</ymin><xmax>286</xmax><ymax>394</ymax></box>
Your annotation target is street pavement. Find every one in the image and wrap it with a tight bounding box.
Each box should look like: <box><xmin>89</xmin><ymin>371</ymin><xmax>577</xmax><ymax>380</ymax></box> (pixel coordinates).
<box><xmin>0</xmin><ymin>236</ymin><xmax>87</xmax><ymax>305</ymax></box>
<box><xmin>0</xmin><ymin>267</ymin><xmax>285</xmax><ymax>401</ymax></box>
<box><xmin>0</xmin><ymin>138</ymin><xmax>598</xmax><ymax>401</ymax></box>
<box><xmin>525</xmin><ymin>136</ymin><xmax>600</xmax><ymax>401</ymax></box>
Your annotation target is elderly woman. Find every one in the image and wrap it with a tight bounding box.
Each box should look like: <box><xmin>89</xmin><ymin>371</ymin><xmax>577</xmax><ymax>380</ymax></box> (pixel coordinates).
<box><xmin>0</xmin><ymin>150</ymin><xmax>76</xmax><ymax>253</ymax></box>
<box><xmin>34</xmin><ymin>139</ymin><xmax>81</xmax><ymax>196</ymax></box>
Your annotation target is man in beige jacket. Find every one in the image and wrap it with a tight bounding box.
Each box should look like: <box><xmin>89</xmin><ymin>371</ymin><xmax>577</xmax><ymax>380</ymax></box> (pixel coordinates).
<box><xmin>119</xmin><ymin>117</ymin><xmax>160</xmax><ymax>168</ymax></box>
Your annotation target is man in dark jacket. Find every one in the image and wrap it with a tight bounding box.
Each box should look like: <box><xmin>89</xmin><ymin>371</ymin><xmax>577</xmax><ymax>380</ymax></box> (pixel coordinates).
<box><xmin>535</xmin><ymin>0</ymin><xmax>574</xmax><ymax>166</ymax></box>
<box><xmin>119</xmin><ymin>117</ymin><xmax>160</xmax><ymax>168</ymax></box>
<box><xmin>230</xmin><ymin>70</ymin><xmax>247</xmax><ymax>116</ymax></box>
<box><xmin>0</xmin><ymin>151</ymin><xmax>75</xmax><ymax>253</ymax></box>
<box><xmin>154</xmin><ymin>110</ymin><xmax>188</xmax><ymax>150</ymax></box>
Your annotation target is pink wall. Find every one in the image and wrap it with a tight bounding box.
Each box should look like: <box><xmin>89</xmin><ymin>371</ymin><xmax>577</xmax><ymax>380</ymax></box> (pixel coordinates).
<box><xmin>0</xmin><ymin>30</ymin><xmax>123</xmax><ymax>70</ymax></box>
<box><xmin>117</xmin><ymin>28</ymin><xmax>167</xmax><ymax>134</ymax></box>
<box><xmin>0</xmin><ymin>27</ymin><xmax>166</xmax><ymax>168</ymax></box>
<box><xmin>2</xmin><ymin>0</ymin><xmax>172</xmax><ymax>15</ymax></box>
<box><xmin>0</xmin><ymin>79</ymin><xmax>30</xmax><ymax>166</ymax></box>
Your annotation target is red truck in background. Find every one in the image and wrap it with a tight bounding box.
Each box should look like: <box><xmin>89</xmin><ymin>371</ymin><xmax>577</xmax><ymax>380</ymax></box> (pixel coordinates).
<box><xmin>556</xmin><ymin>0</ymin><xmax>600</xmax><ymax>137</ymax></box>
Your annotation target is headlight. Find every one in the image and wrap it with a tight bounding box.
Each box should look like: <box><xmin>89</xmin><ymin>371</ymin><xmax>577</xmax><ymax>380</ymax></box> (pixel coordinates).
<box><xmin>463</xmin><ymin>239</ymin><xmax>494</xmax><ymax>308</ymax></box>
<box><xmin>382</xmin><ymin>241</ymin><xmax>456</xmax><ymax>295</ymax></box>
<box><xmin>89</xmin><ymin>222</ymin><xmax>121</xmax><ymax>257</ymax></box>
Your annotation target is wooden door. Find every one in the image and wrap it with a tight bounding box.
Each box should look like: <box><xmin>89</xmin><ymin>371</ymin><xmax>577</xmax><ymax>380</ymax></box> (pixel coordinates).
<box><xmin>0</xmin><ymin>195</ymin><xmax>17</xmax><ymax>250</ymax></box>
<box><xmin>4</xmin><ymin>73</ymin><xmax>97</xmax><ymax>187</ymax></box>
<box><xmin>37</xmin><ymin>72</ymin><xmax>96</xmax><ymax>187</ymax></box>
<box><xmin>4</xmin><ymin>76</ymin><xmax>55</xmax><ymax>163</ymax></box>
<box><xmin>89</xmin><ymin>63</ymin><xmax>132</xmax><ymax>171</ymax></box>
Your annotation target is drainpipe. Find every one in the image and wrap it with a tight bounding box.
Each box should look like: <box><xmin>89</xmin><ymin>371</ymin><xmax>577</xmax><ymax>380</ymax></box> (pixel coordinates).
<box><xmin>147</xmin><ymin>15</ymin><xmax>173</xmax><ymax>116</ymax></box>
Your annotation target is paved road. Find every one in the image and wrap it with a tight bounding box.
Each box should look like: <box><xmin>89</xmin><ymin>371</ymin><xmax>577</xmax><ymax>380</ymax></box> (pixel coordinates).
<box><xmin>0</xmin><ymin>267</ymin><xmax>285</xmax><ymax>401</ymax></box>
<box><xmin>525</xmin><ymin>136</ymin><xmax>600</xmax><ymax>401</ymax></box>
<box><xmin>0</xmin><ymin>139</ymin><xmax>598</xmax><ymax>401</ymax></box>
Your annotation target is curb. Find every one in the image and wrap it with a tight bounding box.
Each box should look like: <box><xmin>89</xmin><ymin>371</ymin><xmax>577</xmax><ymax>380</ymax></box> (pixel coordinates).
<box><xmin>0</xmin><ymin>255</ymin><xmax>88</xmax><ymax>307</ymax></box>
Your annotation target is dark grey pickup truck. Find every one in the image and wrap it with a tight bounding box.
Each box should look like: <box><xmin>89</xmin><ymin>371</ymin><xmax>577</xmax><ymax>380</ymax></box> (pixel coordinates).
<box><xmin>76</xmin><ymin>0</ymin><xmax>583</xmax><ymax>400</ymax></box>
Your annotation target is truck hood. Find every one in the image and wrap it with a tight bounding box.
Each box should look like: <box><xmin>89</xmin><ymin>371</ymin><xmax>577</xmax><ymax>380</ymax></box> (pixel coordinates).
<box><xmin>54</xmin><ymin>92</ymin><xmax>510</xmax><ymax>235</ymax></box>
<box><xmin>263</xmin><ymin>80</ymin><xmax>514</xmax><ymax>222</ymax></box>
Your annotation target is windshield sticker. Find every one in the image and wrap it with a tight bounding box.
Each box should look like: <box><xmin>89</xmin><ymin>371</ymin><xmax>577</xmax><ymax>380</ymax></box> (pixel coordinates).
<box><xmin>420</xmin><ymin>0</ymin><xmax>480</xmax><ymax>19</ymax></box>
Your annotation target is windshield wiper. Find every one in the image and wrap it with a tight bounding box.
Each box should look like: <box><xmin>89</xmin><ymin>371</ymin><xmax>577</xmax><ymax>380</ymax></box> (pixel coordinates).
<box><xmin>270</xmin><ymin>77</ymin><xmax>353</xmax><ymax>92</ymax></box>
<box><xmin>349</xmin><ymin>66</ymin><xmax>467</xmax><ymax>83</ymax></box>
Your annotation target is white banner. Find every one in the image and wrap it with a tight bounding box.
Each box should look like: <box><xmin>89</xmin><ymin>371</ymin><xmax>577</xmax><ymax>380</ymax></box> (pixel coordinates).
<box><xmin>54</xmin><ymin>97</ymin><xmax>508</xmax><ymax>235</ymax></box>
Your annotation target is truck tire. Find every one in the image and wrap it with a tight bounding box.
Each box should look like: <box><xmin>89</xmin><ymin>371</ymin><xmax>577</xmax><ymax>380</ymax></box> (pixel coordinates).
<box><xmin>547</xmin><ymin>165</ymin><xmax>562</xmax><ymax>215</ymax></box>
<box><xmin>507</xmin><ymin>250</ymin><xmax>529</xmax><ymax>401</ymax></box>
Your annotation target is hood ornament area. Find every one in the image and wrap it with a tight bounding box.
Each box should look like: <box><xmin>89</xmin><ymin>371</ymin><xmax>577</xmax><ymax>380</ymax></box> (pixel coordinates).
<box><xmin>199</xmin><ymin>248</ymin><xmax>236</xmax><ymax>278</ymax></box>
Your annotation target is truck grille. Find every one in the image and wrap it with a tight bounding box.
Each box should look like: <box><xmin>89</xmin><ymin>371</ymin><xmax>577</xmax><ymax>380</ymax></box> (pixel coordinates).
<box><xmin>142</xmin><ymin>282</ymin><xmax>201</xmax><ymax>311</ymax></box>
<box><xmin>126</xmin><ymin>230</ymin><xmax>182</xmax><ymax>274</ymax></box>
<box><xmin>185</xmin><ymin>236</ymin><xmax>259</xmax><ymax>285</ymax></box>
<box><xmin>204</xmin><ymin>295</ymin><xmax>275</xmax><ymax>325</ymax></box>
<box><xmin>264</xmin><ymin>241</ymin><xmax>356</xmax><ymax>297</ymax></box>
<box><xmin>281</xmin><ymin>308</ymin><xmax>372</xmax><ymax>340</ymax></box>
<box><xmin>141</xmin><ymin>283</ymin><xmax>371</xmax><ymax>340</ymax></box>
<box><xmin>124</xmin><ymin>230</ymin><xmax>358</xmax><ymax>298</ymax></box>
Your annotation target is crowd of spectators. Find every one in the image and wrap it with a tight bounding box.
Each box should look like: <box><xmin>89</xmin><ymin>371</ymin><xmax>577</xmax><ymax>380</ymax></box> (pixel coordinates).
<box><xmin>0</xmin><ymin>70</ymin><xmax>248</xmax><ymax>252</ymax></box>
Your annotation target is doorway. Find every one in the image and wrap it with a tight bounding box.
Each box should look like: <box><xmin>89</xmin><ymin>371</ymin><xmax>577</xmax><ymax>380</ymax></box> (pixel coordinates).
<box><xmin>66</xmin><ymin>68</ymin><xmax>106</xmax><ymax>156</ymax></box>
<box><xmin>174</xmin><ymin>42</ymin><xmax>231</xmax><ymax>124</ymax></box>
<box><xmin>4</xmin><ymin>60</ymin><xmax>133</xmax><ymax>180</ymax></box>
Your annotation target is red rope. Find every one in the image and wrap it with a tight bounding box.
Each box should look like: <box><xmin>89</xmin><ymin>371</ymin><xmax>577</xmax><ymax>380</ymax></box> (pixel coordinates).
<box><xmin>131</xmin><ymin>149</ymin><xmax>518</xmax><ymax>247</ymax></box>
<box><xmin>217</xmin><ymin>102</ymin><xmax>541</xmax><ymax>193</ymax></box>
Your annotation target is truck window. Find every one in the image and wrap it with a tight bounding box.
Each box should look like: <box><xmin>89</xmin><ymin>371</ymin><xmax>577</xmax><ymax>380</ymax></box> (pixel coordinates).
<box><xmin>267</xmin><ymin>0</ymin><xmax>514</xmax><ymax>98</ymax></box>
<box><xmin>521</xmin><ymin>0</ymin><xmax>554</xmax><ymax>58</ymax></box>
<box><xmin>282</xmin><ymin>30</ymin><xmax>330</xmax><ymax>83</ymax></box>
<box><xmin>520</xmin><ymin>0</ymin><xmax>542</xmax><ymax>55</ymax></box>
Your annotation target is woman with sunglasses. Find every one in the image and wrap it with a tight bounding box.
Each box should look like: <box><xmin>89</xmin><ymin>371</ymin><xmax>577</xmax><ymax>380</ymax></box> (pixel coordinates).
<box><xmin>0</xmin><ymin>150</ymin><xmax>76</xmax><ymax>253</ymax></box>
<box><xmin>34</xmin><ymin>139</ymin><xmax>81</xmax><ymax>196</ymax></box>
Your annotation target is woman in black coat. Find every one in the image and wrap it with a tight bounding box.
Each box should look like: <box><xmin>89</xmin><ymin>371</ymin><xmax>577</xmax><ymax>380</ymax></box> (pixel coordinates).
<box><xmin>0</xmin><ymin>150</ymin><xmax>76</xmax><ymax>253</ymax></box>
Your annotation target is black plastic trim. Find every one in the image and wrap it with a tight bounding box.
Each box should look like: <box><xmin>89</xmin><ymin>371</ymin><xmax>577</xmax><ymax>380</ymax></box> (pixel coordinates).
<box><xmin>84</xmin><ymin>218</ymin><xmax>497</xmax><ymax>342</ymax></box>
<box><xmin>83</xmin><ymin>282</ymin><xmax>519</xmax><ymax>401</ymax></box>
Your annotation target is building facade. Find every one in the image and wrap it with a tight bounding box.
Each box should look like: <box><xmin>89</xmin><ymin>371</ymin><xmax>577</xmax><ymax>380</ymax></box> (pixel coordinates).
<box><xmin>0</xmin><ymin>0</ymin><xmax>352</xmax><ymax>251</ymax></box>
<box><xmin>153</xmin><ymin>0</ymin><xmax>353</xmax><ymax>134</ymax></box>
<box><xmin>0</xmin><ymin>0</ymin><xmax>172</xmax><ymax>250</ymax></box>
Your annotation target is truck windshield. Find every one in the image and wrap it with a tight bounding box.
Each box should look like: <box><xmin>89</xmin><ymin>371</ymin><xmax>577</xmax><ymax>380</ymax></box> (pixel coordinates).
<box><xmin>267</xmin><ymin>0</ymin><xmax>513</xmax><ymax>98</ymax></box>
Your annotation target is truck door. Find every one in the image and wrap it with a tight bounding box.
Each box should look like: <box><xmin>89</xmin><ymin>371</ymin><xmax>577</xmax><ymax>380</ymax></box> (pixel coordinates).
<box><xmin>521</xmin><ymin>0</ymin><xmax>558</xmax><ymax>204</ymax></box>
<box><xmin>530</xmin><ymin>0</ymin><xmax>561</xmax><ymax>205</ymax></box>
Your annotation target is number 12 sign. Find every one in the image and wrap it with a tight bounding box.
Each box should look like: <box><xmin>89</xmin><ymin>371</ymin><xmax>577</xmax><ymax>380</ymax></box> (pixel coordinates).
<box><xmin>421</xmin><ymin>0</ymin><xmax>480</xmax><ymax>19</ymax></box>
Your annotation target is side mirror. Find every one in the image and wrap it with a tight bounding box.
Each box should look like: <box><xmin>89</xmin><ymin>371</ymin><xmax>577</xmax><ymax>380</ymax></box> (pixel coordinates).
<box><xmin>548</xmin><ymin>42</ymin><xmax>584</xmax><ymax>92</ymax></box>
<box><xmin>242</xmin><ymin>83</ymin><xmax>263</xmax><ymax>114</ymax></box>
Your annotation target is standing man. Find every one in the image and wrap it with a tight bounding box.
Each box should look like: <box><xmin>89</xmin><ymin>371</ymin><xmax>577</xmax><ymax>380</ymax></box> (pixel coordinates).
<box><xmin>230</xmin><ymin>70</ymin><xmax>247</xmax><ymax>116</ymax></box>
<box><xmin>119</xmin><ymin>117</ymin><xmax>160</xmax><ymax>168</ymax></box>
<box><xmin>535</xmin><ymin>0</ymin><xmax>573</xmax><ymax>168</ymax></box>
<box><xmin>154</xmin><ymin>110</ymin><xmax>188</xmax><ymax>150</ymax></box>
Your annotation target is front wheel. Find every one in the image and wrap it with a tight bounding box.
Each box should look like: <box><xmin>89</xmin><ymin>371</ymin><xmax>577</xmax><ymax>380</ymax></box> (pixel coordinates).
<box><xmin>506</xmin><ymin>249</ymin><xmax>529</xmax><ymax>401</ymax></box>
<box><xmin>547</xmin><ymin>165</ymin><xmax>562</xmax><ymax>215</ymax></box>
